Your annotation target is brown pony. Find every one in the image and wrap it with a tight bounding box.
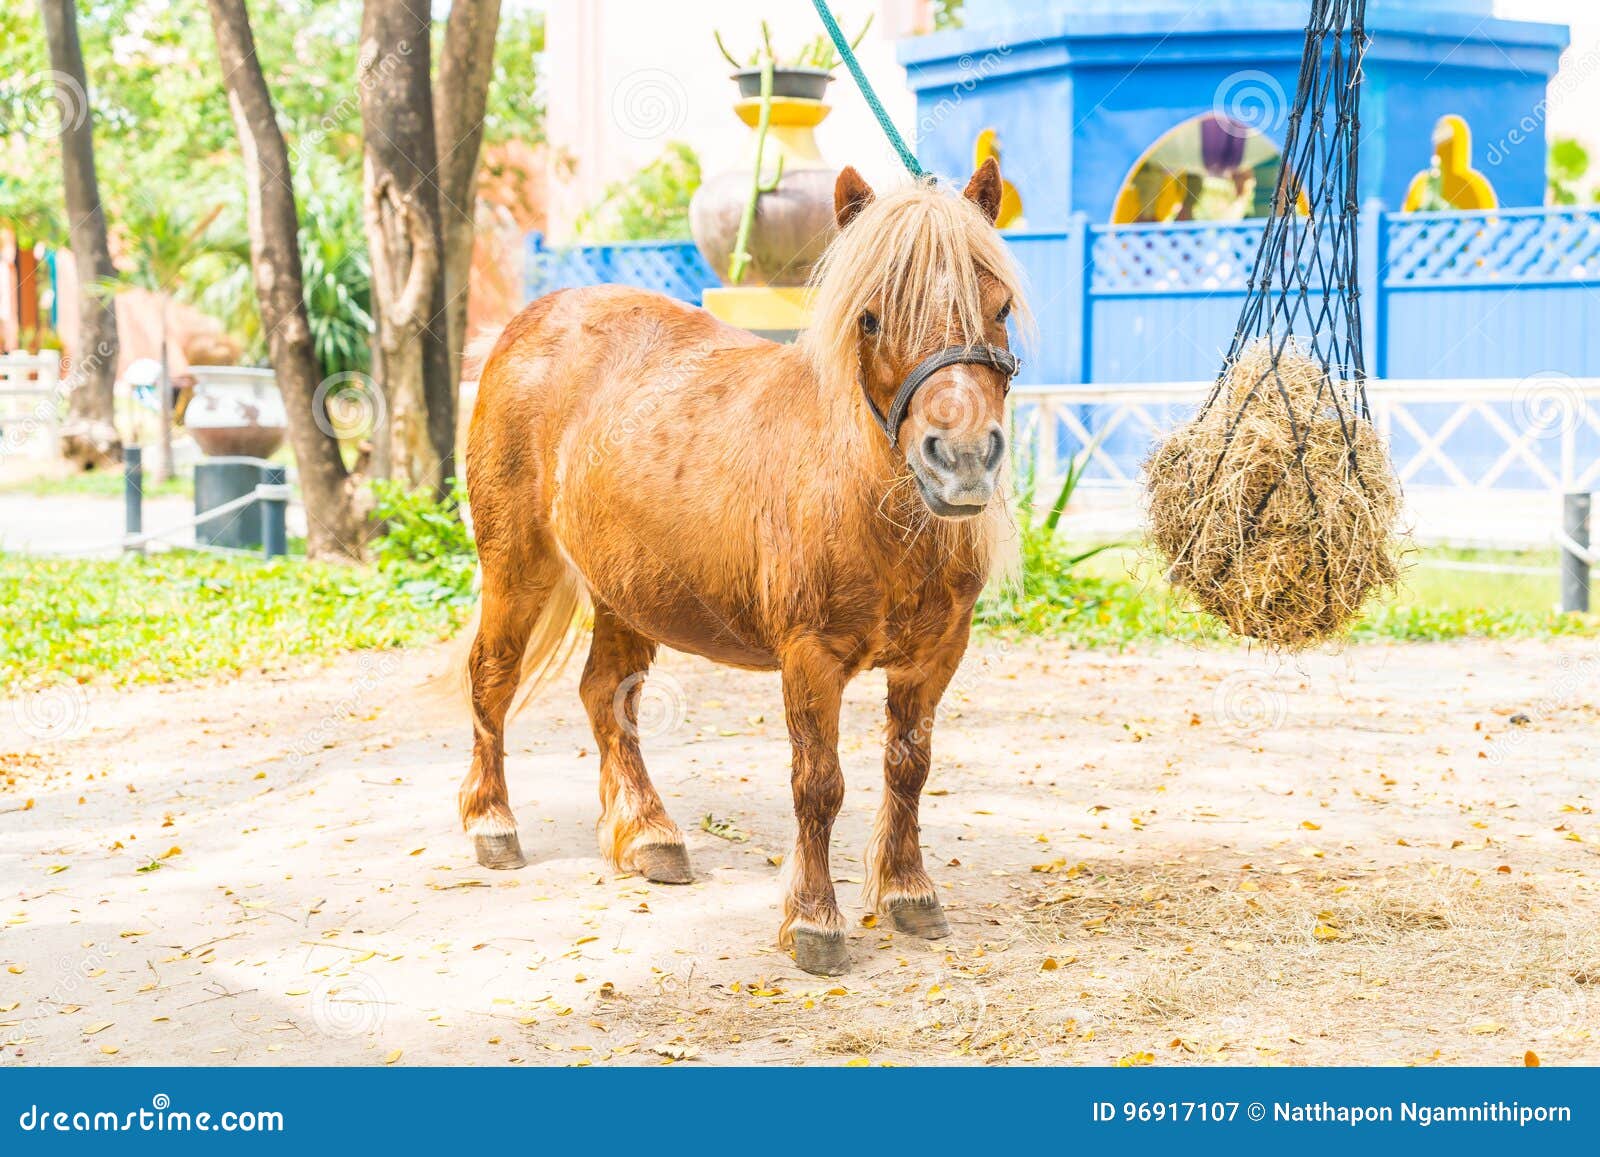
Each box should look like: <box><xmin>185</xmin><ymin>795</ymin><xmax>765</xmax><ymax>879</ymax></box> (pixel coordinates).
<box><xmin>460</xmin><ymin>159</ymin><xmax>1030</xmax><ymax>975</ymax></box>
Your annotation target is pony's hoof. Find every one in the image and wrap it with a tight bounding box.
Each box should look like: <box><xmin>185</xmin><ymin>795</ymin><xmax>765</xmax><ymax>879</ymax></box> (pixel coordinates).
<box><xmin>473</xmin><ymin>832</ymin><xmax>526</xmax><ymax>870</ymax></box>
<box><xmin>635</xmin><ymin>843</ymin><xmax>694</xmax><ymax>884</ymax></box>
<box><xmin>883</xmin><ymin>896</ymin><xmax>950</xmax><ymax>939</ymax></box>
<box><xmin>793</xmin><ymin>928</ymin><xmax>850</xmax><ymax>976</ymax></box>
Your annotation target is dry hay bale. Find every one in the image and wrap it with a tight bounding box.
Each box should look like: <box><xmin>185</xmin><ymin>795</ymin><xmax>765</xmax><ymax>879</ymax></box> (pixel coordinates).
<box><xmin>1144</xmin><ymin>338</ymin><xmax>1401</xmax><ymax>648</ymax></box>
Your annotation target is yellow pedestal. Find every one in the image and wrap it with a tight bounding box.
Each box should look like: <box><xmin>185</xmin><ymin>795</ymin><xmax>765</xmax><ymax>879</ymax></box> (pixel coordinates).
<box><xmin>702</xmin><ymin>286</ymin><xmax>814</xmax><ymax>341</ymax></box>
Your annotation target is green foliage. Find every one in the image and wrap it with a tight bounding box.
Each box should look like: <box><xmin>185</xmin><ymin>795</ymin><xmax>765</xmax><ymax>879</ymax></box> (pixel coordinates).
<box><xmin>1548</xmin><ymin>136</ymin><xmax>1594</xmax><ymax>206</ymax></box>
<box><xmin>932</xmin><ymin>0</ymin><xmax>966</xmax><ymax>32</ymax></box>
<box><xmin>0</xmin><ymin>550</ymin><xmax>468</xmax><ymax>690</ymax></box>
<box><xmin>2</xmin><ymin>0</ymin><xmax>543</xmax><ymax>350</ymax></box>
<box><xmin>481</xmin><ymin>7</ymin><xmax>547</xmax><ymax>148</ymax></box>
<box><xmin>107</xmin><ymin>195</ymin><xmax>249</xmax><ymax>304</ymax></box>
<box><xmin>978</xmin><ymin>541</ymin><xmax>1599</xmax><ymax>648</ymax></box>
<box><xmin>369</xmin><ymin>478</ymin><xmax>478</xmax><ymax>607</ymax></box>
<box><xmin>573</xmin><ymin>142</ymin><xmax>702</xmax><ymax>242</ymax></box>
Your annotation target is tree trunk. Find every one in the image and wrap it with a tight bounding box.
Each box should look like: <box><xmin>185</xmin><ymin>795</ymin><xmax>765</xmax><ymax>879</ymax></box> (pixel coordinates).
<box><xmin>360</xmin><ymin>0</ymin><xmax>454</xmax><ymax>492</ymax></box>
<box><xmin>40</xmin><ymin>0</ymin><xmax>121</xmax><ymax>470</ymax></box>
<box><xmin>206</xmin><ymin>0</ymin><xmax>365</xmax><ymax>560</ymax></box>
<box><xmin>434</xmin><ymin>0</ymin><xmax>501</xmax><ymax>428</ymax></box>
<box><xmin>154</xmin><ymin>297</ymin><xmax>173</xmax><ymax>483</ymax></box>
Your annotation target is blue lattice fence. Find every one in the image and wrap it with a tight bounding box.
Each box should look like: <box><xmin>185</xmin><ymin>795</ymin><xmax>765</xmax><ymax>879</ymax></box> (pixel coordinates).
<box><xmin>1380</xmin><ymin>207</ymin><xmax>1600</xmax><ymax>483</ymax></box>
<box><xmin>523</xmin><ymin>233</ymin><xmax>717</xmax><ymax>304</ymax></box>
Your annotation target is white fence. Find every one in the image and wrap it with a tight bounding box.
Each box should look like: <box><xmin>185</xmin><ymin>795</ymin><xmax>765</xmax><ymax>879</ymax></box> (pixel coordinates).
<box><xmin>1011</xmin><ymin>378</ymin><xmax>1600</xmax><ymax>554</ymax></box>
<box><xmin>0</xmin><ymin>349</ymin><xmax>62</xmax><ymax>459</ymax></box>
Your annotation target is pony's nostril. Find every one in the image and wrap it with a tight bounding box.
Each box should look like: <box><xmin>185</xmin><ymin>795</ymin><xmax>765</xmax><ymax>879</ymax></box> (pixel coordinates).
<box><xmin>922</xmin><ymin>434</ymin><xmax>954</xmax><ymax>471</ymax></box>
<box><xmin>984</xmin><ymin>428</ymin><xmax>1005</xmax><ymax>470</ymax></box>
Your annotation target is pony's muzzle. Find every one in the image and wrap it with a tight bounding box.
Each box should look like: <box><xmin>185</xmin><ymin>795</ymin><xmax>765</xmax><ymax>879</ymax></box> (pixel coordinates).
<box><xmin>913</xmin><ymin>424</ymin><xmax>1005</xmax><ymax>518</ymax></box>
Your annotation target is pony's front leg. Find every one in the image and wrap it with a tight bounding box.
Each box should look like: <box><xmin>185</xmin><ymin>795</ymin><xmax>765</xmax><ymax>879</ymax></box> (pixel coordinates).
<box><xmin>779</xmin><ymin>641</ymin><xmax>850</xmax><ymax>976</ymax></box>
<box><xmin>864</xmin><ymin>648</ymin><xmax>964</xmax><ymax>939</ymax></box>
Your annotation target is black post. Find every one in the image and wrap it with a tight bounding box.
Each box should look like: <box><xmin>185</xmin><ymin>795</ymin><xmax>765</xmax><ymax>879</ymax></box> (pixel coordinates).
<box><xmin>261</xmin><ymin>464</ymin><xmax>289</xmax><ymax>560</ymax></box>
<box><xmin>1561</xmin><ymin>492</ymin><xmax>1591</xmax><ymax>614</ymax></box>
<box><xmin>123</xmin><ymin>445</ymin><xmax>143</xmax><ymax>553</ymax></box>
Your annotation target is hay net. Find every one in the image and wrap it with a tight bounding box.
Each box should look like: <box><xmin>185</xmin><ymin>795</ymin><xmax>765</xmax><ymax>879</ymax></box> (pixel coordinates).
<box><xmin>1145</xmin><ymin>0</ymin><xmax>1401</xmax><ymax>647</ymax></box>
<box><xmin>1220</xmin><ymin>0</ymin><xmax>1370</xmax><ymax>449</ymax></box>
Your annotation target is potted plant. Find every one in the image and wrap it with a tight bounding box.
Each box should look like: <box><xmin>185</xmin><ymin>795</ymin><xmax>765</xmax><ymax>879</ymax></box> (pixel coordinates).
<box><xmin>690</xmin><ymin>18</ymin><xmax>872</xmax><ymax>290</ymax></box>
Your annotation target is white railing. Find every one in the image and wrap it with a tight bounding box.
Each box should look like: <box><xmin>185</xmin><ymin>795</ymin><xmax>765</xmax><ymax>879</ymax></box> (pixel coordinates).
<box><xmin>1011</xmin><ymin>377</ymin><xmax>1600</xmax><ymax>555</ymax></box>
<box><xmin>0</xmin><ymin>349</ymin><xmax>62</xmax><ymax>459</ymax></box>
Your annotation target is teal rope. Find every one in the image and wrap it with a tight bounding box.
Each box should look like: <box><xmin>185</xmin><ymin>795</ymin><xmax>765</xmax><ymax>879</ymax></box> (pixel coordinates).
<box><xmin>810</xmin><ymin>0</ymin><xmax>925</xmax><ymax>179</ymax></box>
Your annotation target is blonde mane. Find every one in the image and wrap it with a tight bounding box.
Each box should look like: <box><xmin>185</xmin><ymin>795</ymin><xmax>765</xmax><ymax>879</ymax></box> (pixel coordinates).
<box><xmin>802</xmin><ymin>180</ymin><xmax>1034</xmax><ymax>390</ymax></box>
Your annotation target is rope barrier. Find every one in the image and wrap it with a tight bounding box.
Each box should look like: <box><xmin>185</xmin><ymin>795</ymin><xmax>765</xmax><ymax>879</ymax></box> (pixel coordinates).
<box><xmin>809</xmin><ymin>0</ymin><xmax>925</xmax><ymax>179</ymax></box>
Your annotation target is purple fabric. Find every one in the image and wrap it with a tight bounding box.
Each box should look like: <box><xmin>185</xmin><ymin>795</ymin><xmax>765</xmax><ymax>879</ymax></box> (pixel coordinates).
<box><xmin>1202</xmin><ymin>115</ymin><xmax>1248</xmax><ymax>176</ymax></box>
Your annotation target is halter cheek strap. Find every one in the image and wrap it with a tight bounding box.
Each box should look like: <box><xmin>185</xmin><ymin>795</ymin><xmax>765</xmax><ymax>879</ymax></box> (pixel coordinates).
<box><xmin>861</xmin><ymin>344</ymin><xmax>1021</xmax><ymax>449</ymax></box>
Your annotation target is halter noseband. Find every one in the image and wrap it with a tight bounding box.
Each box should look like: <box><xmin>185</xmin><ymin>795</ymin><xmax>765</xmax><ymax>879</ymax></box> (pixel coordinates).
<box><xmin>860</xmin><ymin>344</ymin><xmax>1021</xmax><ymax>449</ymax></box>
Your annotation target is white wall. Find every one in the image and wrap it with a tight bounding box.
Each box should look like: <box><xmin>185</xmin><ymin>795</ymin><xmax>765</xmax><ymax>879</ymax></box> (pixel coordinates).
<box><xmin>541</xmin><ymin>0</ymin><xmax>923</xmax><ymax>240</ymax></box>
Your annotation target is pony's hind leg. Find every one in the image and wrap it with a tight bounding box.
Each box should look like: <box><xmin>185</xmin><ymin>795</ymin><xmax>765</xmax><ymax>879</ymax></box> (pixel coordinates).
<box><xmin>581</xmin><ymin>604</ymin><xmax>693</xmax><ymax>884</ymax></box>
<box><xmin>863</xmin><ymin>649</ymin><xmax>964</xmax><ymax>940</ymax></box>
<box><xmin>459</xmin><ymin>551</ymin><xmax>566</xmax><ymax>869</ymax></box>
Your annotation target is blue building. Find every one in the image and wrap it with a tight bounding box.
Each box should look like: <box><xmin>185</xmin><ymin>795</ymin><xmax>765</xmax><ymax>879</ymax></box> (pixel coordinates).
<box><xmin>898</xmin><ymin>0</ymin><xmax>1568</xmax><ymax>227</ymax></box>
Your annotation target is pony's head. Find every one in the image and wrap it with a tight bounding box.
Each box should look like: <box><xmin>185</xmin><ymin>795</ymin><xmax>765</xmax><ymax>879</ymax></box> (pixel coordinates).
<box><xmin>805</xmin><ymin>159</ymin><xmax>1031</xmax><ymax>520</ymax></box>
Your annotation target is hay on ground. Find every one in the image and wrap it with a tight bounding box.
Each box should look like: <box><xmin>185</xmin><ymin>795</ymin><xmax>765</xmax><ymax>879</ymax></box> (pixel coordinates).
<box><xmin>1144</xmin><ymin>338</ymin><xmax>1402</xmax><ymax>648</ymax></box>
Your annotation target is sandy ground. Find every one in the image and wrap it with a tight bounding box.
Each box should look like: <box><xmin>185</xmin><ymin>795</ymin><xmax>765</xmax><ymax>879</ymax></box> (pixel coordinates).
<box><xmin>3</xmin><ymin>634</ymin><xmax>1599</xmax><ymax>1067</ymax></box>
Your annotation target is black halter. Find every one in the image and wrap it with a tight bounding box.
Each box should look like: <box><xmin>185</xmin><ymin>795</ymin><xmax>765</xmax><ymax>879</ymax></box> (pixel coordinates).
<box><xmin>861</xmin><ymin>344</ymin><xmax>1020</xmax><ymax>449</ymax></box>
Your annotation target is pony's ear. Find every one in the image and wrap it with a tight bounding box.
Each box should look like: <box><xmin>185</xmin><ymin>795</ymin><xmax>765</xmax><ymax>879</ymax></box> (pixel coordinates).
<box><xmin>963</xmin><ymin>157</ymin><xmax>1003</xmax><ymax>224</ymax></box>
<box><xmin>834</xmin><ymin>166</ymin><xmax>875</xmax><ymax>229</ymax></box>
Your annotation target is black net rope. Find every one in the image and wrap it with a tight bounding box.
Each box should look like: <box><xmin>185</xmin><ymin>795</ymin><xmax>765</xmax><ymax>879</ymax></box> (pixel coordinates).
<box><xmin>1199</xmin><ymin>0</ymin><xmax>1371</xmax><ymax>490</ymax></box>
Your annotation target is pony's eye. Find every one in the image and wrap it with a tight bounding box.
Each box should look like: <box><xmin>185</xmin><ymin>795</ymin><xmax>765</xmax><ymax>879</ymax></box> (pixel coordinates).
<box><xmin>859</xmin><ymin>311</ymin><xmax>880</xmax><ymax>335</ymax></box>
<box><xmin>996</xmin><ymin>299</ymin><xmax>1012</xmax><ymax>323</ymax></box>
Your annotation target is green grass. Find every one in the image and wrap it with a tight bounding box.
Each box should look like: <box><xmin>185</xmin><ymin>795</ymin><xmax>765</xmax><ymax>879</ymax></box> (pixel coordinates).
<box><xmin>0</xmin><ymin>469</ymin><xmax>193</xmax><ymax>500</ymax></box>
<box><xmin>2</xmin><ymin>526</ymin><xmax>1591</xmax><ymax>696</ymax></box>
<box><xmin>0</xmin><ymin>551</ymin><xmax>470</xmax><ymax>690</ymax></box>
<box><xmin>977</xmin><ymin>539</ymin><xmax>1599</xmax><ymax>647</ymax></box>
